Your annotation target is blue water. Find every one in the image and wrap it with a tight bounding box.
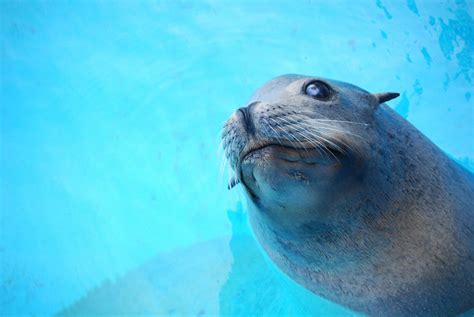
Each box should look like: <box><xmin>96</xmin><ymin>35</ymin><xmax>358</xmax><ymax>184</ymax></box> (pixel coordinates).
<box><xmin>1</xmin><ymin>0</ymin><xmax>473</xmax><ymax>316</ymax></box>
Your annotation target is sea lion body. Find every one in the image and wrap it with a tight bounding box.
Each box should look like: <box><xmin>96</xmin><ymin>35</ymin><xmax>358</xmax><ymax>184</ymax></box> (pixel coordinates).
<box><xmin>222</xmin><ymin>75</ymin><xmax>474</xmax><ymax>316</ymax></box>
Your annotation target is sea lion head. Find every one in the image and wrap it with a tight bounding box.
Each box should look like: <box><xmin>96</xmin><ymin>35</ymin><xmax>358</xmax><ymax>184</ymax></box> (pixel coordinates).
<box><xmin>222</xmin><ymin>74</ymin><xmax>398</xmax><ymax>222</ymax></box>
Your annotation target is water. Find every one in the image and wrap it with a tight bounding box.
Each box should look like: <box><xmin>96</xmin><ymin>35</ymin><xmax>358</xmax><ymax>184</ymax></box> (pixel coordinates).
<box><xmin>1</xmin><ymin>0</ymin><xmax>472</xmax><ymax>315</ymax></box>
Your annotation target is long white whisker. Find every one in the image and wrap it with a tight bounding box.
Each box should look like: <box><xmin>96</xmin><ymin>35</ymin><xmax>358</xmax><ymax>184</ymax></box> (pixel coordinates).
<box><xmin>288</xmin><ymin>113</ymin><xmax>369</xmax><ymax>126</ymax></box>
<box><xmin>217</xmin><ymin>138</ymin><xmax>225</xmax><ymax>157</ymax></box>
<box><xmin>268</xmin><ymin>118</ymin><xmax>297</xmax><ymax>146</ymax></box>
<box><xmin>295</xmin><ymin>127</ymin><xmax>333</xmax><ymax>160</ymax></box>
<box><xmin>292</xmin><ymin>125</ymin><xmax>344</xmax><ymax>161</ymax></box>
<box><xmin>265</xmin><ymin>119</ymin><xmax>285</xmax><ymax>147</ymax></box>
<box><xmin>218</xmin><ymin>154</ymin><xmax>228</xmax><ymax>188</ymax></box>
<box><xmin>269</xmin><ymin>118</ymin><xmax>308</xmax><ymax>150</ymax></box>
<box><xmin>313</xmin><ymin>119</ymin><xmax>369</xmax><ymax>126</ymax></box>
<box><xmin>219</xmin><ymin>138</ymin><xmax>229</xmax><ymax>187</ymax></box>
<box><xmin>272</xmin><ymin>117</ymin><xmax>313</xmax><ymax>151</ymax></box>
<box><xmin>298</xmin><ymin>124</ymin><xmax>351</xmax><ymax>149</ymax></box>
<box><xmin>221</xmin><ymin>131</ymin><xmax>237</xmax><ymax>187</ymax></box>
<box><xmin>301</xmin><ymin>122</ymin><xmax>362</xmax><ymax>155</ymax></box>
<box><xmin>289</xmin><ymin>115</ymin><xmax>368</xmax><ymax>141</ymax></box>
<box><xmin>296</xmin><ymin>120</ymin><xmax>366</xmax><ymax>150</ymax></box>
<box><xmin>308</xmin><ymin>123</ymin><xmax>367</xmax><ymax>141</ymax></box>
<box><xmin>293</xmin><ymin>122</ymin><xmax>346</xmax><ymax>151</ymax></box>
<box><xmin>271</xmin><ymin>117</ymin><xmax>334</xmax><ymax>160</ymax></box>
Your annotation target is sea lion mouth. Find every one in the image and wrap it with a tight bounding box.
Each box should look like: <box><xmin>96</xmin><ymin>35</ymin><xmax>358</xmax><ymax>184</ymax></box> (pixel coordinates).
<box><xmin>240</xmin><ymin>143</ymin><xmax>344</xmax><ymax>166</ymax></box>
<box><xmin>227</xmin><ymin>141</ymin><xmax>344</xmax><ymax>190</ymax></box>
<box><xmin>235</xmin><ymin>142</ymin><xmax>347</xmax><ymax>197</ymax></box>
<box><xmin>233</xmin><ymin>142</ymin><xmax>345</xmax><ymax>189</ymax></box>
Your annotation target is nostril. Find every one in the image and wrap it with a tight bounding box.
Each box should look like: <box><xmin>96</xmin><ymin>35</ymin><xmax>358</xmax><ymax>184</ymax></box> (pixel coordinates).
<box><xmin>238</xmin><ymin>107</ymin><xmax>250</xmax><ymax>125</ymax></box>
<box><xmin>238</xmin><ymin>106</ymin><xmax>256</xmax><ymax>135</ymax></box>
<box><xmin>238</xmin><ymin>106</ymin><xmax>249</xmax><ymax>116</ymax></box>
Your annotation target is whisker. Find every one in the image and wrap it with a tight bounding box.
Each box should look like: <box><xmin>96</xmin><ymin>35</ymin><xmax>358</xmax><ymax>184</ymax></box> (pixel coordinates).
<box><xmin>271</xmin><ymin>117</ymin><xmax>312</xmax><ymax>151</ymax></box>
<box><xmin>269</xmin><ymin>118</ymin><xmax>308</xmax><ymax>150</ymax></box>
<box><xmin>271</xmin><ymin>117</ymin><xmax>336</xmax><ymax>160</ymax></box>
<box><xmin>301</xmin><ymin>129</ymin><xmax>341</xmax><ymax>161</ymax></box>
<box><xmin>217</xmin><ymin>138</ymin><xmax>226</xmax><ymax>159</ymax></box>
<box><xmin>290</xmin><ymin>127</ymin><xmax>324</xmax><ymax>151</ymax></box>
<box><xmin>285</xmin><ymin>112</ymin><xmax>366</xmax><ymax>131</ymax></box>
<box><xmin>227</xmin><ymin>133</ymin><xmax>236</xmax><ymax>166</ymax></box>
<box><xmin>265</xmin><ymin>119</ymin><xmax>285</xmax><ymax>147</ymax></box>
<box><xmin>288</xmin><ymin>122</ymin><xmax>346</xmax><ymax>161</ymax></box>
<box><xmin>297</xmin><ymin>124</ymin><xmax>350</xmax><ymax>148</ymax></box>
<box><xmin>218</xmin><ymin>154</ymin><xmax>228</xmax><ymax>188</ymax></box>
<box><xmin>289</xmin><ymin>115</ymin><xmax>368</xmax><ymax>141</ymax></box>
<box><xmin>288</xmin><ymin>120</ymin><xmax>346</xmax><ymax>150</ymax></box>
<box><xmin>295</xmin><ymin>127</ymin><xmax>333</xmax><ymax>160</ymax></box>
<box><xmin>219</xmin><ymin>138</ymin><xmax>230</xmax><ymax>187</ymax></box>
<box><xmin>313</xmin><ymin>119</ymin><xmax>369</xmax><ymax>126</ymax></box>
<box><xmin>288</xmin><ymin>113</ymin><xmax>369</xmax><ymax>126</ymax></box>
<box><xmin>220</xmin><ymin>130</ymin><xmax>236</xmax><ymax>186</ymax></box>
<box><xmin>308</xmin><ymin>123</ymin><xmax>367</xmax><ymax>141</ymax></box>
<box><xmin>295</xmin><ymin>120</ymin><xmax>367</xmax><ymax>148</ymax></box>
<box><xmin>299</xmin><ymin>122</ymin><xmax>363</xmax><ymax>155</ymax></box>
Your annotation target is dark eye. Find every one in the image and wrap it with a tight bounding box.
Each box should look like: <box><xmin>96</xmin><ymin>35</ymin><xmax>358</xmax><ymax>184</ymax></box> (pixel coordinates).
<box><xmin>304</xmin><ymin>81</ymin><xmax>331</xmax><ymax>99</ymax></box>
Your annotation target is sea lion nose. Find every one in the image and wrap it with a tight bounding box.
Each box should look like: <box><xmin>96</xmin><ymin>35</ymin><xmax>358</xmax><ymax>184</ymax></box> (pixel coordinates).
<box><xmin>238</xmin><ymin>101</ymin><xmax>259</xmax><ymax>135</ymax></box>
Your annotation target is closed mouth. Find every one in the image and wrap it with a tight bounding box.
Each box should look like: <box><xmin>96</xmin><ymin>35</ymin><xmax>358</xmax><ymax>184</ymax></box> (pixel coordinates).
<box><xmin>239</xmin><ymin>142</ymin><xmax>344</xmax><ymax>167</ymax></box>
<box><xmin>233</xmin><ymin>142</ymin><xmax>345</xmax><ymax>194</ymax></box>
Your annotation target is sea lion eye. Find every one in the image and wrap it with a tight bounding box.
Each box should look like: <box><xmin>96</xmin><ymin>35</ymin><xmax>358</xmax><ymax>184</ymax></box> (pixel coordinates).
<box><xmin>304</xmin><ymin>81</ymin><xmax>331</xmax><ymax>99</ymax></box>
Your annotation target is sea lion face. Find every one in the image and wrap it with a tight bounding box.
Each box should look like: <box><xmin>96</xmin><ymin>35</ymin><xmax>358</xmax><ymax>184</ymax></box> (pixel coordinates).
<box><xmin>222</xmin><ymin>75</ymin><xmax>377</xmax><ymax>222</ymax></box>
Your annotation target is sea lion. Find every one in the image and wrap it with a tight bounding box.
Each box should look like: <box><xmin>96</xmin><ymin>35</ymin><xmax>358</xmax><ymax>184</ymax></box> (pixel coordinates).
<box><xmin>221</xmin><ymin>74</ymin><xmax>474</xmax><ymax>316</ymax></box>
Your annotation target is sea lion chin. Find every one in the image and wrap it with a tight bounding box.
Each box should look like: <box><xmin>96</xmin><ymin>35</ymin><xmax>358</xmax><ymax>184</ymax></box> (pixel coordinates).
<box><xmin>221</xmin><ymin>74</ymin><xmax>474</xmax><ymax>316</ymax></box>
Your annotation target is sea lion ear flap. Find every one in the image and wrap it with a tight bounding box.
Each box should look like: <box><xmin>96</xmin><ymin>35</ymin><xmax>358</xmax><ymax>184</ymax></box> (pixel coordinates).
<box><xmin>373</xmin><ymin>92</ymin><xmax>400</xmax><ymax>104</ymax></box>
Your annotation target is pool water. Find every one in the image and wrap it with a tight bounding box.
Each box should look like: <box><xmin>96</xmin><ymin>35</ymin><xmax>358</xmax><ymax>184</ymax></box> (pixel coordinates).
<box><xmin>1</xmin><ymin>0</ymin><xmax>472</xmax><ymax>316</ymax></box>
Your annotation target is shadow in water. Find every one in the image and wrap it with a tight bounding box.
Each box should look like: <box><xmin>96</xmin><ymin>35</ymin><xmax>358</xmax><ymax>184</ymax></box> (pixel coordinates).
<box><xmin>58</xmin><ymin>203</ymin><xmax>354</xmax><ymax>316</ymax></box>
<box><xmin>219</xmin><ymin>203</ymin><xmax>355</xmax><ymax>316</ymax></box>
